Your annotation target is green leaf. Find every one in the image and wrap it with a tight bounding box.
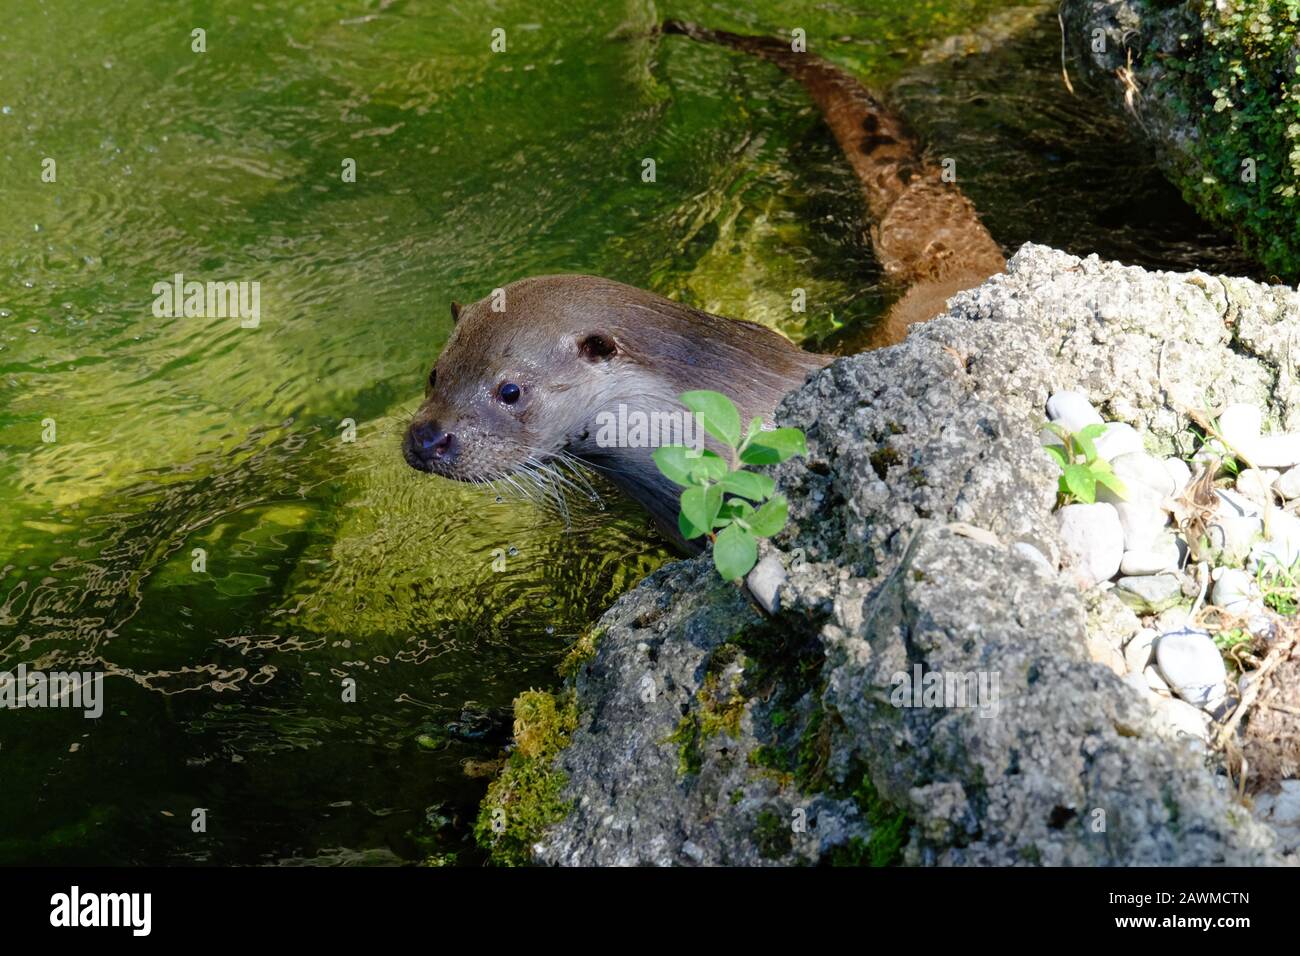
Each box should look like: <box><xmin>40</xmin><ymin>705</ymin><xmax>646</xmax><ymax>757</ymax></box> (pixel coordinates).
<box><xmin>713</xmin><ymin>523</ymin><xmax>758</xmax><ymax>581</ymax></box>
<box><xmin>718</xmin><ymin>498</ymin><xmax>755</xmax><ymax>526</ymax></box>
<box><xmin>745</xmin><ymin>495</ymin><xmax>789</xmax><ymax>537</ymax></box>
<box><xmin>1040</xmin><ymin>421</ymin><xmax>1069</xmax><ymax>443</ymax></box>
<box><xmin>719</xmin><ymin>469</ymin><xmax>775</xmax><ymax>501</ymax></box>
<box><xmin>653</xmin><ymin>446</ymin><xmax>699</xmax><ymax>487</ymax></box>
<box><xmin>1062</xmin><ymin>463</ymin><xmax>1097</xmax><ymax>503</ymax></box>
<box><xmin>742</xmin><ymin>417</ymin><xmax>764</xmax><ymax>448</ymax></box>
<box><xmin>681</xmin><ymin>390</ymin><xmax>741</xmax><ymax>449</ymax></box>
<box><xmin>680</xmin><ymin>510</ymin><xmax>706</xmax><ymax>541</ymax></box>
<box><xmin>1042</xmin><ymin>444</ymin><xmax>1069</xmax><ymax>469</ymax></box>
<box><xmin>1072</xmin><ymin>429</ymin><xmax>1098</xmax><ymax>463</ymax></box>
<box><xmin>740</xmin><ymin>428</ymin><xmax>807</xmax><ymax>465</ymax></box>
<box><xmin>680</xmin><ymin>484</ymin><xmax>722</xmax><ymax>539</ymax></box>
<box><xmin>1094</xmin><ymin>470</ymin><xmax>1127</xmax><ymax>500</ymax></box>
<box><xmin>1077</xmin><ymin>423</ymin><xmax>1107</xmax><ymax>441</ymax></box>
<box><xmin>686</xmin><ymin>449</ymin><xmax>728</xmax><ymax>484</ymax></box>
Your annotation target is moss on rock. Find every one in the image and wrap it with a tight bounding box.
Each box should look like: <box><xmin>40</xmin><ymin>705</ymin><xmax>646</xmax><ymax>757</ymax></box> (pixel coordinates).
<box><xmin>473</xmin><ymin>689</ymin><xmax>578</xmax><ymax>866</ymax></box>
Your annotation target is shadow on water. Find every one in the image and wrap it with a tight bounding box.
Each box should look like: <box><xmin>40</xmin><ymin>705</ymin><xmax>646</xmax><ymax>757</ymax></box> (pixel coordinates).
<box><xmin>0</xmin><ymin>1</ymin><xmax>1266</xmax><ymax>864</ymax></box>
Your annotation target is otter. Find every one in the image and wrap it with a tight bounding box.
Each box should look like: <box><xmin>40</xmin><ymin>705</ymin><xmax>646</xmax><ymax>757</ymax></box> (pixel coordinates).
<box><xmin>403</xmin><ymin>275</ymin><xmax>831</xmax><ymax>551</ymax></box>
<box><xmin>404</xmin><ymin>23</ymin><xmax>1005</xmax><ymax>552</ymax></box>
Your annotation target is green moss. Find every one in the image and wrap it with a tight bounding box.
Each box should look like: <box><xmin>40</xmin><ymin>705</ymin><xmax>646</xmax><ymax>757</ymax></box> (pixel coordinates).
<box><xmin>557</xmin><ymin>625</ymin><xmax>605</xmax><ymax>679</ymax></box>
<box><xmin>1149</xmin><ymin>0</ymin><xmax>1300</xmax><ymax>277</ymax></box>
<box><xmin>665</xmin><ymin>662</ymin><xmax>748</xmax><ymax>777</ymax></box>
<box><xmin>473</xmin><ymin>689</ymin><xmax>578</xmax><ymax>866</ymax></box>
<box><xmin>753</xmin><ymin>808</ymin><xmax>794</xmax><ymax>859</ymax></box>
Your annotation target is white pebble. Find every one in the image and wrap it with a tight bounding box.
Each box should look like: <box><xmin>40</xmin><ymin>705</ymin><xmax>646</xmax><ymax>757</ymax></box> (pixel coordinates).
<box><xmin>1094</xmin><ymin>422</ymin><xmax>1143</xmax><ymax>460</ymax></box>
<box><xmin>1011</xmin><ymin>541</ymin><xmax>1054</xmax><ymax>575</ymax></box>
<box><xmin>1155</xmin><ymin>628</ymin><xmax>1228</xmax><ymax>710</ymax></box>
<box><xmin>1046</xmin><ymin>391</ymin><xmax>1102</xmax><ymax>434</ymax></box>
<box><xmin>1120</xmin><ymin>532</ymin><xmax>1184</xmax><ymax>576</ymax></box>
<box><xmin>1112</xmin><ymin>500</ymin><xmax>1170</xmax><ymax>551</ymax></box>
<box><xmin>1056</xmin><ymin>503</ymin><xmax>1123</xmax><ymax>588</ymax></box>
<box><xmin>1274</xmin><ymin>466</ymin><xmax>1300</xmax><ymax>500</ymax></box>
<box><xmin>1215</xmin><ymin>487</ymin><xmax>1260</xmax><ymax>518</ymax></box>
<box><xmin>1124</xmin><ymin>627</ymin><xmax>1158</xmax><ymax>674</ymax></box>
<box><xmin>1163</xmin><ymin>457</ymin><xmax>1192</xmax><ymax>496</ymax></box>
<box><xmin>1217</xmin><ymin>403</ymin><xmax>1262</xmax><ymax>452</ymax></box>
<box><xmin>1235</xmin><ymin>468</ymin><xmax>1280</xmax><ymax>504</ymax></box>
<box><xmin>745</xmin><ymin>554</ymin><xmax>785</xmax><ymax>614</ymax></box>
<box><xmin>1210</xmin><ymin>567</ymin><xmax>1258</xmax><ymax>614</ymax></box>
<box><xmin>1111</xmin><ymin>452</ymin><xmax>1176</xmax><ymax>499</ymax></box>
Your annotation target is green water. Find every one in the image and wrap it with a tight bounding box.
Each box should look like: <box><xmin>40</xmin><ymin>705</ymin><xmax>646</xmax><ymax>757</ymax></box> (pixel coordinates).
<box><xmin>0</xmin><ymin>0</ymin><xmax>1256</xmax><ymax>865</ymax></box>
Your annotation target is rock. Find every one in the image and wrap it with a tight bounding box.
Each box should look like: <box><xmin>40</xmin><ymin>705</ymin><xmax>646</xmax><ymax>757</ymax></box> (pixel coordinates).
<box><xmin>1124</xmin><ymin>627</ymin><xmax>1158</xmax><ymax>675</ymax></box>
<box><xmin>1217</xmin><ymin>403</ymin><xmax>1263</xmax><ymax>455</ymax></box>
<box><xmin>1112</xmin><ymin>500</ymin><xmax>1170</xmax><ymax>551</ymax></box>
<box><xmin>1235</xmin><ymin>468</ymin><xmax>1280</xmax><ymax>505</ymax></box>
<box><xmin>1241</xmin><ymin>434</ymin><xmax>1300</xmax><ymax>470</ymax></box>
<box><xmin>525</xmin><ymin>245</ymin><xmax>1286</xmax><ymax>868</ymax></box>
<box><xmin>1086</xmin><ymin>630</ymin><xmax>1126</xmax><ymax>676</ymax></box>
<box><xmin>1120</xmin><ymin>532</ymin><xmax>1184</xmax><ymax>576</ymax></box>
<box><xmin>1274</xmin><ymin>466</ymin><xmax>1300</xmax><ymax>500</ymax></box>
<box><xmin>1155</xmin><ymin>628</ymin><xmax>1228</xmax><ymax>710</ymax></box>
<box><xmin>1249</xmin><ymin>536</ymin><xmax>1300</xmax><ymax>574</ymax></box>
<box><xmin>745</xmin><ymin>553</ymin><xmax>786</xmax><ymax>615</ymax></box>
<box><xmin>1253</xmin><ymin>781</ymin><xmax>1300</xmax><ymax>855</ymax></box>
<box><xmin>1046</xmin><ymin>390</ymin><xmax>1102</xmax><ymax>434</ymax></box>
<box><xmin>1215</xmin><ymin>488</ymin><xmax>1260</xmax><ymax>519</ymax></box>
<box><xmin>1094</xmin><ymin>421</ymin><xmax>1143</xmax><ymax>460</ymax></box>
<box><xmin>1163</xmin><ymin>458</ymin><xmax>1192</xmax><ymax>496</ymax></box>
<box><xmin>1114</xmin><ymin>573</ymin><xmax>1184</xmax><ymax>614</ymax></box>
<box><xmin>1111</xmin><ymin>452</ymin><xmax>1176</xmax><ymax>499</ymax></box>
<box><xmin>1153</xmin><ymin>697</ymin><xmax>1213</xmax><ymax>745</ymax></box>
<box><xmin>1011</xmin><ymin>541</ymin><xmax>1054</xmax><ymax>576</ymax></box>
<box><xmin>1205</xmin><ymin>515</ymin><xmax>1264</xmax><ymax>565</ymax></box>
<box><xmin>1154</xmin><ymin>604</ymin><xmax>1193</xmax><ymax>633</ymax></box>
<box><xmin>1210</xmin><ymin>567</ymin><xmax>1259</xmax><ymax>614</ymax></box>
<box><xmin>1056</xmin><ymin>503</ymin><xmax>1123</xmax><ymax>588</ymax></box>
<box><xmin>1144</xmin><ymin>665</ymin><xmax>1171</xmax><ymax>696</ymax></box>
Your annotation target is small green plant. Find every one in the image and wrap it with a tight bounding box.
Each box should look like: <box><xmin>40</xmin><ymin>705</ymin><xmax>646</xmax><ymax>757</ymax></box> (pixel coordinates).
<box><xmin>1041</xmin><ymin>422</ymin><xmax>1127</xmax><ymax>504</ymax></box>
<box><xmin>652</xmin><ymin>390</ymin><xmax>806</xmax><ymax>582</ymax></box>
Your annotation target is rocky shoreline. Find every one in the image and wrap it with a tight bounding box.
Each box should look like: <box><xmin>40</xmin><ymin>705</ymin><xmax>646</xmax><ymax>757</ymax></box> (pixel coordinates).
<box><xmin>473</xmin><ymin>244</ymin><xmax>1300</xmax><ymax>866</ymax></box>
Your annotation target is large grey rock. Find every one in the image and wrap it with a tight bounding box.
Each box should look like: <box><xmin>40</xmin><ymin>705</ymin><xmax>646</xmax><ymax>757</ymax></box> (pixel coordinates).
<box><xmin>525</xmin><ymin>245</ymin><xmax>1294</xmax><ymax>866</ymax></box>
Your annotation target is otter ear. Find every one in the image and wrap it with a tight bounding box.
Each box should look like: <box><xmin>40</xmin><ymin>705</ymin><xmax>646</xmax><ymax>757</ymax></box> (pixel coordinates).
<box><xmin>450</xmin><ymin>301</ymin><xmax>462</xmax><ymax>324</ymax></box>
<box><xmin>578</xmin><ymin>332</ymin><xmax>619</xmax><ymax>362</ymax></box>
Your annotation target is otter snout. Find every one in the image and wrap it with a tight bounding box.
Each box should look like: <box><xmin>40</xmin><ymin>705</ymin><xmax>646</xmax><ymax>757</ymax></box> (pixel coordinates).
<box><xmin>404</xmin><ymin>420</ymin><xmax>457</xmax><ymax>472</ymax></box>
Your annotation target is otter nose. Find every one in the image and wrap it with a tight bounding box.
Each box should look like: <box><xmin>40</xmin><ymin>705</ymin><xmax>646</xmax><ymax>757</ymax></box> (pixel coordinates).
<box><xmin>405</xmin><ymin>420</ymin><xmax>457</xmax><ymax>471</ymax></box>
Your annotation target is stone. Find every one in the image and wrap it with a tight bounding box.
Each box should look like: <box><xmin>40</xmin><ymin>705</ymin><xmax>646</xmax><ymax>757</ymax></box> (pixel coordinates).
<box><xmin>1153</xmin><ymin>697</ymin><xmax>1213</xmax><ymax>745</ymax></box>
<box><xmin>531</xmin><ymin>244</ymin><xmax>1286</xmax><ymax>868</ymax></box>
<box><xmin>1144</xmin><ymin>665</ymin><xmax>1171</xmax><ymax>695</ymax></box>
<box><xmin>745</xmin><ymin>553</ymin><xmax>785</xmax><ymax>615</ymax></box>
<box><xmin>1163</xmin><ymin>457</ymin><xmax>1192</xmax><ymax>496</ymax></box>
<box><xmin>1217</xmin><ymin>403</ymin><xmax>1262</xmax><ymax>455</ymax></box>
<box><xmin>1056</xmin><ymin>503</ymin><xmax>1123</xmax><ymax>588</ymax></box>
<box><xmin>1114</xmin><ymin>573</ymin><xmax>1184</xmax><ymax>614</ymax></box>
<box><xmin>1155</xmin><ymin>628</ymin><xmax>1228</xmax><ymax>710</ymax></box>
<box><xmin>1210</xmin><ymin>567</ymin><xmax>1259</xmax><ymax>614</ymax></box>
<box><xmin>1215</xmin><ymin>488</ymin><xmax>1260</xmax><ymax>519</ymax></box>
<box><xmin>1120</xmin><ymin>532</ymin><xmax>1184</xmax><ymax>576</ymax></box>
<box><xmin>1241</xmin><ymin>434</ymin><xmax>1300</xmax><ymax>469</ymax></box>
<box><xmin>1011</xmin><ymin>541</ymin><xmax>1054</xmax><ymax>576</ymax></box>
<box><xmin>1154</xmin><ymin>604</ymin><xmax>1192</xmax><ymax>633</ymax></box>
<box><xmin>1124</xmin><ymin>627</ymin><xmax>1158</xmax><ymax>675</ymax></box>
<box><xmin>1112</xmin><ymin>500</ymin><xmax>1170</xmax><ymax>551</ymax></box>
<box><xmin>1235</xmin><ymin>468</ymin><xmax>1280</xmax><ymax>505</ymax></box>
<box><xmin>1046</xmin><ymin>390</ymin><xmax>1103</xmax><ymax>434</ymax></box>
<box><xmin>1274</xmin><ymin>466</ymin><xmax>1300</xmax><ymax>500</ymax></box>
<box><xmin>1094</xmin><ymin>421</ymin><xmax>1143</xmax><ymax>460</ymax></box>
<box><xmin>1112</xmin><ymin>451</ymin><xmax>1176</xmax><ymax>499</ymax></box>
<box><xmin>1205</xmin><ymin>515</ymin><xmax>1264</xmax><ymax>565</ymax></box>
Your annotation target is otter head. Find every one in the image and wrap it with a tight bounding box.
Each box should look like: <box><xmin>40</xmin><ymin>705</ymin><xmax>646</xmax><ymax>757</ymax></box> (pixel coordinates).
<box><xmin>402</xmin><ymin>276</ymin><xmax>654</xmax><ymax>482</ymax></box>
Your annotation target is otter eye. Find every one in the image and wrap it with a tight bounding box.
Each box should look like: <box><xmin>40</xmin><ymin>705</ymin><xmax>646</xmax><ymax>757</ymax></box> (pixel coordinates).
<box><xmin>498</xmin><ymin>382</ymin><xmax>521</xmax><ymax>405</ymax></box>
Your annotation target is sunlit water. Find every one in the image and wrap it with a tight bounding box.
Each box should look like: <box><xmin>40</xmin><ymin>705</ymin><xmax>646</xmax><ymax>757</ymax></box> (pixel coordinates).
<box><xmin>0</xmin><ymin>0</ymin><xmax>1259</xmax><ymax>864</ymax></box>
